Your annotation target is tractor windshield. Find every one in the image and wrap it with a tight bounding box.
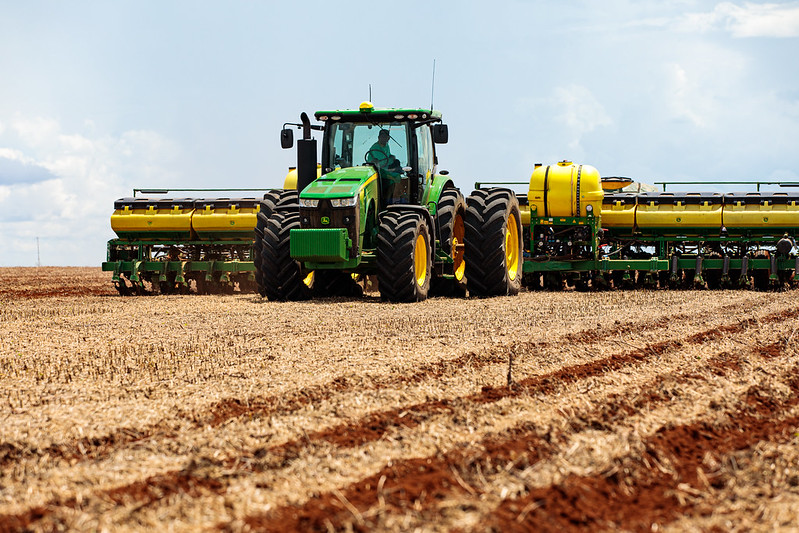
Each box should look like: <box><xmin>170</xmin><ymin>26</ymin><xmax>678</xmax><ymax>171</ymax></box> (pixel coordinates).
<box><xmin>326</xmin><ymin>122</ymin><xmax>410</xmax><ymax>171</ymax></box>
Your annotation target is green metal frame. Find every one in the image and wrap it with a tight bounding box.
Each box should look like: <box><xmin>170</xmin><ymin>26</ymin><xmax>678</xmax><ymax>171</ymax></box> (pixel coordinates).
<box><xmin>102</xmin><ymin>237</ymin><xmax>256</xmax><ymax>286</ymax></box>
<box><xmin>102</xmin><ymin>259</ymin><xmax>255</xmax><ymax>283</ymax></box>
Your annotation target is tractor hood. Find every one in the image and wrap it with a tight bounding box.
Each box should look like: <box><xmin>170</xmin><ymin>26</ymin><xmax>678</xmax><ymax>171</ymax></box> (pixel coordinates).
<box><xmin>300</xmin><ymin>166</ymin><xmax>377</xmax><ymax>199</ymax></box>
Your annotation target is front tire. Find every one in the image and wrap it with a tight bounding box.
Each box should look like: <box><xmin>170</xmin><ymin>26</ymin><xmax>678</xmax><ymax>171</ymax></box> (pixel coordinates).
<box><xmin>254</xmin><ymin>190</ymin><xmax>299</xmax><ymax>295</ymax></box>
<box><xmin>259</xmin><ymin>211</ymin><xmax>311</xmax><ymax>301</ymax></box>
<box><xmin>253</xmin><ymin>190</ymin><xmax>282</xmax><ymax>296</ymax></box>
<box><xmin>464</xmin><ymin>188</ymin><xmax>523</xmax><ymax>296</ymax></box>
<box><xmin>377</xmin><ymin>211</ymin><xmax>432</xmax><ymax>302</ymax></box>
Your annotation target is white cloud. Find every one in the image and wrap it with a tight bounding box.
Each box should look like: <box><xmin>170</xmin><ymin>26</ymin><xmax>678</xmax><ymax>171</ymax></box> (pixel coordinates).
<box><xmin>667</xmin><ymin>63</ymin><xmax>708</xmax><ymax>127</ymax></box>
<box><xmin>554</xmin><ymin>85</ymin><xmax>612</xmax><ymax>150</ymax></box>
<box><xmin>0</xmin><ymin>116</ymin><xmax>181</xmax><ymax>265</ymax></box>
<box><xmin>554</xmin><ymin>85</ymin><xmax>612</xmax><ymax>132</ymax></box>
<box><xmin>660</xmin><ymin>38</ymin><xmax>748</xmax><ymax>129</ymax></box>
<box><xmin>0</xmin><ymin>147</ymin><xmax>37</xmax><ymax>165</ymax></box>
<box><xmin>680</xmin><ymin>2</ymin><xmax>799</xmax><ymax>37</ymax></box>
<box><xmin>11</xmin><ymin>116</ymin><xmax>61</xmax><ymax>147</ymax></box>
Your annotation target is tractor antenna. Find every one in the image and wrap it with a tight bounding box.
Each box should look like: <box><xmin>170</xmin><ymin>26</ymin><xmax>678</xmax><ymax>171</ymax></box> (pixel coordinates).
<box><xmin>430</xmin><ymin>59</ymin><xmax>436</xmax><ymax>111</ymax></box>
<box><xmin>369</xmin><ymin>84</ymin><xmax>372</xmax><ymax>102</ymax></box>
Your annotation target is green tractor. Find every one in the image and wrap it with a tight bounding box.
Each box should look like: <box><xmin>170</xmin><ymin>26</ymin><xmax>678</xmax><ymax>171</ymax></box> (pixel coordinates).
<box><xmin>254</xmin><ymin>102</ymin><xmax>523</xmax><ymax>302</ymax></box>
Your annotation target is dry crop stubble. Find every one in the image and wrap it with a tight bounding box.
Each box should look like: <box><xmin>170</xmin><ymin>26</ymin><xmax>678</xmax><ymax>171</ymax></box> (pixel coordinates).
<box><xmin>1</xmin><ymin>268</ymin><xmax>798</xmax><ymax>532</ymax></box>
<box><xmin>230</xmin><ymin>306</ymin><xmax>799</xmax><ymax>531</ymax></box>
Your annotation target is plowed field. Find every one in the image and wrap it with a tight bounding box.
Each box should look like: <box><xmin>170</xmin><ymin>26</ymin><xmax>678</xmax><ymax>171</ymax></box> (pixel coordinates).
<box><xmin>1</xmin><ymin>267</ymin><xmax>798</xmax><ymax>532</ymax></box>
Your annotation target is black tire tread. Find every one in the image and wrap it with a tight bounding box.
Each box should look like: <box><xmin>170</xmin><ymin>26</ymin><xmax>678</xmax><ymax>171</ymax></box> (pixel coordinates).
<box><xmin>259</xmin><ymin>211</ymin><xmax>309</xmax><ymax>301</ymax></box>
<box><xmin>254</xmin><ymin>189</ymin><xmax>299</xmax><ymax>297</ymax></box>
<box><xmin>377</xmin><ymin>212</ymin><xmax>431</xmax><ymax>302</ymax></box>
<box><xmin>431</xmin><ymin>188</ymin><xmax>467</xmax><ymax>296</ymax></box>
<box><xmin>463</xmin><ymin>188</ymin><xmax>523</xmax><ymax>296</ymax></box>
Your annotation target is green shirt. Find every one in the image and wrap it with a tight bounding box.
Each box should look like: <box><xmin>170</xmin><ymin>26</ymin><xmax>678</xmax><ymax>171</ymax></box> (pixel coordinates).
<box><xmin>367</xmin><ymin>142</ymin><xmax>393</xmax><ymax>164</ymax></box>
<box><xmin>367</xmin><ymin>142</ymin><xmax>400</xmax><ymax>184</ymax></box>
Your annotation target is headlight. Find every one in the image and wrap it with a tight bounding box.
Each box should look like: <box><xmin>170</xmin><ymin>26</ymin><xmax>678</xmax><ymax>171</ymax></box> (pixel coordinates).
<box><xmin>331</xmin><ymin>195</ymin><xmax>358</xmax><ymax>207</ymax></box>
<box><xmin>299</xmin><ymin>198</ymin><xmax>319</xmax><ymax>208</ymax></box>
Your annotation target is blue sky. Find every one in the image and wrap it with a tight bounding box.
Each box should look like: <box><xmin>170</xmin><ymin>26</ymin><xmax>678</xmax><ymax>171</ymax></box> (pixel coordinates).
<box><xmin>0</xmin><ymin>0</ymin><xmax>797</xmax><ymax>265</ymax></box>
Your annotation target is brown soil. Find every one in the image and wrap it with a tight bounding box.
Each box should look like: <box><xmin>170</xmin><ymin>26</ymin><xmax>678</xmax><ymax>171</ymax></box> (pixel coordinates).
<box><xmin>484</xmin><ymin>373</ymin><xmax>799</xmax><ymax>532</ymax></box>
<box><xmin>1</xmin><ymin>267</ymin><xmax>798</xmax><ymax>532</ymax></box>
<box><xmin>0</xmin><ymin>267</ymin><xmax>115</xmax><ymax>299</ymax></box>
<box><xmin>233</xmin><ymin>317</ymin><xmax>799</xmax><ymax>531</ymax></box>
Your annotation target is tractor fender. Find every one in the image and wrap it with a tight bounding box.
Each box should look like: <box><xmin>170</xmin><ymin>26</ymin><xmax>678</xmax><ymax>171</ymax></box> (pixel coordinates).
<box><xmin>382</xmin><ymin>204</ymin><xmax>436</xmax><ymax>259</ymax></box>
<box><xmin>428</xmin><ymin>174</ymin><xmax>456</xmax><ymax>210</ymax></box>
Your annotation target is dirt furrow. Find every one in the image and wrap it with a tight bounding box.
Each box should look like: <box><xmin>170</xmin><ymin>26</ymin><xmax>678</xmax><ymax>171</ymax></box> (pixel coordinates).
<box><xmin>481</xmin><ymin>369</ymin><xmax>799</xmax><ymax>532</ymax></box>
<box><xmin>0</xmin><ymin>426</ymin><xmax>177</xmax><ymax>470</ymax></box>
<box><xmin>0</xmin><ymin>468</ymin><xmax>226</xmax><ymax>532</ymax></box>
<box><xmin>3</xmin><ymin>305</ymin><xmax>795</xmax><ymax>531</ymax></box>
<box><xmin>227</xmin><ymin>340</ymin><xmax>782</xmax><ymax>532</ymax></box>
<box><xmin>0</xmin><ymin>303</ymin><xmax>728</xmax><ymax>470</ymax></box>
<box><xmin>2</xmin><ymin>307</ymin><xmax>770</xmax><ymax>531</ymax></box>
<box><xmin>242</xmin><ymin>309</ymin><xmax>783</xmax><ymax>470</ymax></box>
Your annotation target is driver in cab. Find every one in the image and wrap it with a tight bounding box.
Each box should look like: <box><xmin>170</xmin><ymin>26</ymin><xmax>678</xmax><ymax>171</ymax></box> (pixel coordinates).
<box><xmin>367</xmin><ymin>129</ymin><xmax>400</xmax><ymax>171</ymax></box>
<box><xmin>367</xmin><ymin>129</ymin><xmax>406</xmax><ymax>203</ymax></box>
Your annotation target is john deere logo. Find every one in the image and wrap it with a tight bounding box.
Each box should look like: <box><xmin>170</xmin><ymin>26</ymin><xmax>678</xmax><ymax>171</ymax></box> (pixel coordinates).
<box><xmin>321</xmin><ymin>216</ymin><xmax>330</xmax><ymax>225</ymax></box>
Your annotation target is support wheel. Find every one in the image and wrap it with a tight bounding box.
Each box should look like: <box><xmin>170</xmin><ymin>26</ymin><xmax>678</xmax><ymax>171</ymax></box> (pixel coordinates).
<box><xmin>114</xmin><ymin>278</ymin><xmax>131</xmax><ymax>296</ymax></box>
<box><xmin>377</xmin><ymin>211</ymin><xmax>432</xmax><ymax>302</ymax></box>
<box><xmin>259</xmin><ymin>211</ymin><xmax>311</xmax><ymax>301</ymax></box>
<box><xmin>463</xmin><ymin>188</ymin><xmax>523</xmax><ymax>296</ymax></box>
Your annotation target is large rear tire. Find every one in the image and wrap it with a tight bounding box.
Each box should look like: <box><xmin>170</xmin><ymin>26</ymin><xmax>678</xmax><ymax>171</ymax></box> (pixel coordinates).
<box><xmin>253</xmin><ymin>190</ymin><xmax>282</xmax><ymax>296</ymax></box>
<box><xmin>464</xmin><ymin>188</ymin><xmax>523</xmax><ymax>296</ymax></box>
<box><xmin>377</xmin><ymin>211</ymin><xmax>432</xmax><ymax>302</ymax></box>
<box><xmin>431</xmin><ymin>189</ymin><xmax>467</xmax><ymax>296</ymax></box>
<box><xmin>254</xmin><ymin>190</ymin><xmax>299</xmax><ymax>297</ymax></box>
<box><xmin>259</xmin><ymin>211</ymin><xmax>311</xmax><ymax>301</ymax></box>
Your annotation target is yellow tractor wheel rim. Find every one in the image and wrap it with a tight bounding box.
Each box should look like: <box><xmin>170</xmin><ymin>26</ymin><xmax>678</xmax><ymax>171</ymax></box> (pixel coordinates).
<box><xmin>414</xmin><ymin>233</ymin><xmax>428</xmax><ymax>287</ymax></box>
<box><xmin>505</xmin><ymin>214</ymin><xmax>519</xmax><ymax>281</ymax></box>
<box><xmin>453</xmin><ymin>213</ymin><xmax>466</xmax><ymax>281</ymax></box>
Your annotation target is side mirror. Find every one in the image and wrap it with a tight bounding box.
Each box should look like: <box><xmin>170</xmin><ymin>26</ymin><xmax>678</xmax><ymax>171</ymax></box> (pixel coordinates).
<box><xmin>280</xmin><ymin>128</ymin><xmax>294</xmax><ymax>149</ymax></box>
<box><xmin>432</xmin><ymin>124</ymin><xmax>448</xmax><ymax>144</ymax></box>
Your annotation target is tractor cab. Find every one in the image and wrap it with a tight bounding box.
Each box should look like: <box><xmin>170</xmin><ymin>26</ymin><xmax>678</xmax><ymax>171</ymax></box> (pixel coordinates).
<box><xmin>325</xmin><ymin>121</ymin><xmax>411</xmax><ymax>205</ymax></box>
<box><xmin>314</xmin><ymin>102</ymin><xmax>448</xmax><ymax>208</ymax></box>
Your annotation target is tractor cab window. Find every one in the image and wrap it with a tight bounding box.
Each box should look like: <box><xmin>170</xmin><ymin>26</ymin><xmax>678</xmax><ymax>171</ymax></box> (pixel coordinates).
<box><xmin>327</xmin><ymin>122</ymin><xmax>410</xmax><ymax>171</ymax></box>
<box><xmin>415</xmin><ymin>124</ymin><xmax>434</xmax><ymax>183</ymax></box>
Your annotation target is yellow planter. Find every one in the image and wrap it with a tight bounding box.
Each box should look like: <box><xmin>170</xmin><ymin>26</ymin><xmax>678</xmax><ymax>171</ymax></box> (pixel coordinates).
<box><xmin>722</xmin><ymin>193</ymin><xmax>799</xmax><ymax>228</ymax></box>
<box><xmin>191</xmin><ymin>198</ymin><xmax>260</xmax><ymax>240</ymax></box>
<box><xmin>111</xmin><ymin>198</ymin><xmax>195</xmax><ymax>240</ymax></box>
<box><xmin>635</xmin><ymin>192</ymin><xmax>723</xmax><ymax>228</ymax></box>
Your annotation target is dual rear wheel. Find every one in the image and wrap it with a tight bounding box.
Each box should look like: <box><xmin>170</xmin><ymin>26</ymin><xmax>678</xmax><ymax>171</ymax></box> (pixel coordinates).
<box><xmin>463</xmin><ymin>188</ymin><xmax>523</xmax><ymax>296</ymax></box>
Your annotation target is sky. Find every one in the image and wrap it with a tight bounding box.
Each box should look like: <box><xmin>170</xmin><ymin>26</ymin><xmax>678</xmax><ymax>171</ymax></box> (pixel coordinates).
<box><xmin>0</xmin><ymin>0</ymin><xmax>798</xmax><ymax>266</ymax></box>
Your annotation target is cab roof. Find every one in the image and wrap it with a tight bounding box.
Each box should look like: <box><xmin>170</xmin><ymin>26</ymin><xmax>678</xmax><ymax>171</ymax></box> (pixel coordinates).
<box><xmin>314</xmin><ymin>102</ymin><xmax>442</xmax><ymax>123</ymax></box>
